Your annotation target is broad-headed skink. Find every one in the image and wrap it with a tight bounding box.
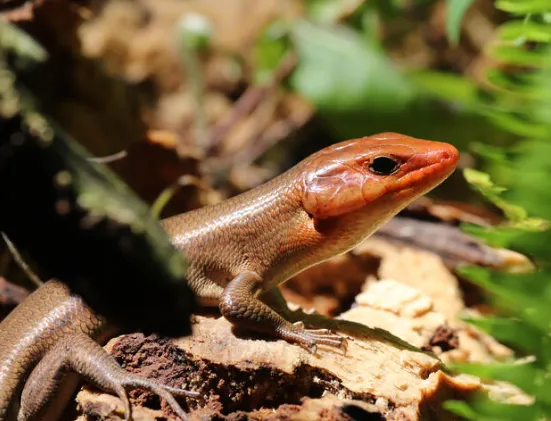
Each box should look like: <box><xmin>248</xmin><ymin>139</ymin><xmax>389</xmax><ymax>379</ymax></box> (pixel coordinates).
<box><xmin>161</xmin><ymin>132</ymin><xmax>459</xmax><ymax>352</ymax></box>
<box><xmin>0</xmin><ymin>132</ymin><xmax>459</xmax><ymax>420</ymax></box>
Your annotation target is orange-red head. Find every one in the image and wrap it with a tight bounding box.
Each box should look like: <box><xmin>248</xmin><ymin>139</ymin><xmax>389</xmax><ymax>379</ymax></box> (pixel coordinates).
<box><xmin>301</xmin><ymin>132</ymin><xmax>459</xmax><ymax>222</ymax></box>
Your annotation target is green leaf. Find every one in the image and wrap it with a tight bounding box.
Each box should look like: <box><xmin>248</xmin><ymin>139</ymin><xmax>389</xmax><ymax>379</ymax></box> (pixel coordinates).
<box><xmin>480</xmin><ymin>108</ymin><xmax>551</xmax><ymax>138</ymax></box>
<box><xmin>253</xmin><ymin>21</ymin><xmax>290</xmax><ymax>85</ymax></box>
<box><xmin>306</xmin><ymin>0</ymin><xmax>358</xmax><ymax>24</ymax></box>
<box><xmin>445</xmin><ymin>0</ymin><xmax>475</xmax><ymax>45</ymax></box>
<box><xmin>491</xmin><ymin>45</ymin><xmax>551</xmax><ymax>67</ymax></box>
<box><xmin>459</xmin><ymin>266</ymin><xmax>551</xmax><ymax>332</ymax></box>
<box><xmin>463</xmin><ymin>314</ymin><xmax>545</xmax><ymax>358</ymax></box>
<box><xmin>496</xmin><ymin>0</ymin><xmax>551</xmax><ymax>15</ymax></box>
<box><xmin>408</xmin><ymin>70</ymin><xmax>480</xmax><ymax>105</ymax></box>
<box><xmin>450</xmin><ymin>360</ymin><xmax>537</xmax><ymax>392</ymax></box>
<box><xmin>444</xmin><ymin>401</ymin><xmax>486</xmax><ymax>421</ymax></box>
<box><xmin>451</xmin><ymin>360</ymin><xmax>551</xmax><ymax>406</ymax></box>
<box><xmin>445</xmin><ymin>399</ymin><xmax>539</xmax><ymax>421</ymax></box>
<box><xmin>463</xmin><ymin>167</ymin><xmax>550</xmax><ymax>229</ymax></box>
<box><xmin>499</xmin><ymin>20</ymin><xmax>551</xmax><ymax>43</ymax></box>
<box><xmin>485</xmin><ymin>69</ymin><xmax>549</xmax><ymax>100</ymax></box>
<box><xmin>463</xmin><ymin>169</ymin><xmax>527</xmax><ymax>222</ymax></box>
<box><xmin>462</xmin><ymin>223</ymin><xmax>551</xmax><ymax>264</ymax></box>
<box><xmin>506</xmin><ymin>139</ymin><xmax>551</xmax><ymax>220</ymax></box>
<box><xmin>289</xmin><ymin>19</ymin><xmax>414</xmax><ymax>112</ymax></box>
<box><xmin>461</xmin><ymin>224</ymin><xmax>521</xmax><ymax>248</ymax></box>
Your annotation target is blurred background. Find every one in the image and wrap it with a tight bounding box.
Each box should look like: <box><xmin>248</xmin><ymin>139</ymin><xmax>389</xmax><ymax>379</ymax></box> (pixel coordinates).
<box><xmin>4</xmin><ymin>0</ymin><xmax>526</xmax><ymax>216</ymax></box>
<box><xmin>2</xmin><ymin>1</ymin><xmax>551</xmax><ymax>418</ymax></box>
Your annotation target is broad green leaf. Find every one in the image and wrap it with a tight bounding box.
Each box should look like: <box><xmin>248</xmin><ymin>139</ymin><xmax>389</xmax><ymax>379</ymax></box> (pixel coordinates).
<box><xmin>445</xmin><ymin>0</ymin><xmax>475</xmax><ymax>45</ymax></box>
<box><xmin>290</xmin><ymin>20</ymin><xmax>414</xmax><ymax>112</ymax></box>
<box><xmin>360</xmin><ymin>6</ymin><xmax>382</xmax><ymax>43</ymax></box>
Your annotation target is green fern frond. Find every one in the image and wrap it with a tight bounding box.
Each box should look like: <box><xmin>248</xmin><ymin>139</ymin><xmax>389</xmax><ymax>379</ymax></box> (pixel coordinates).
<box><xmin>445</xmin><ymin>2</ymin><xmax>551</xmax><ymax>420</ymax></box>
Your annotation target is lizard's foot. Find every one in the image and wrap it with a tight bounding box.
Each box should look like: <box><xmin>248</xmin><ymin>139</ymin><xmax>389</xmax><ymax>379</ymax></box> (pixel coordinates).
<box><xmin>19</xmin><ymin>333</ymin><xmax>199</xmax><ymax>421</ymax></box>
<box><xmin>287</xmin><ymin>321</ymin><xmax>348</xmax><ymax>355</ymax></box>
<box><xmin>111</xmin><ymin>372</ymin><xmax>200</xmax><ymax>421</ymax></box>
<box><xmin>221</xmin><ymin>272</ymin><xmax>348</xmax><ymax>355</ymax></box>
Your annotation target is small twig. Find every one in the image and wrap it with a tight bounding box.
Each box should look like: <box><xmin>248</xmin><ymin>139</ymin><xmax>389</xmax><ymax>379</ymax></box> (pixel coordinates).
<box><xmin>206</xmin><ymin>0</ymin><xmax>361</xmax><ymax>159</ymax></box>
<box><xmin>207</xmin><ymin>53</ymin><xmax>297</xmax><ymax>156</ymax></box>
<box><xmin>227</xmin><ymin>90</ymin><xmax>280</xmax><ymax>165</ymax></box>
<box><xmin>207</xmin><ymin>85</ymin><xmax>271</xmax><ymax>155</ymax></box>
<box><xmin>375</xmin><ymin>217</ymin><xmax>504</xmax><ymax>269</ymax></box>
<box><xmin>88</xmin><ymin>150</ymin><xmax>128</xmax><ymax>164</ymax></box>
<box><xmin>1</xmin><ymin>232</ymin><xmax>43</xmax><ymax>287</ymax></box>
<box><xmin>235</xmin><ymin>109</ymin><xmax>313</xmax><ymax>167</ymax></box>
<box><xmin>178</xmin><ymin>41</ymin><xmax>208</xmax><ymax>154</ymax></box>
<box><xmin>151</xmin><ymin>174</ymin><xmax>212</xmax><ymax>218</ymax></box>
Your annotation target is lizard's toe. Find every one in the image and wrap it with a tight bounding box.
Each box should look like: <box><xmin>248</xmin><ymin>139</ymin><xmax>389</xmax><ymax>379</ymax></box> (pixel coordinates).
<box><xmin>116</xmin><ymin>375</ymin><xmax>198</xmax><ymax>421</ymax></box>
<box><xmin>291</xmin><ymin>322</ymin><xmax>348</xmax><ymax>354</ymax></box>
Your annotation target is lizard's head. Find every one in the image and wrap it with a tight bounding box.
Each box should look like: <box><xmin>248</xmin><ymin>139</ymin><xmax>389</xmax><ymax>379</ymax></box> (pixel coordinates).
<box><xmin>301</xmin><ymin>132</ymin><xmax>459</xmax><ymax>225</ymax></box>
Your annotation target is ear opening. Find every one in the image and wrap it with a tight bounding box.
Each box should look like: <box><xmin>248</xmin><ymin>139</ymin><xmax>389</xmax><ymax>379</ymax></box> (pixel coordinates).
<box><xmin>302</xmin><ymin>163</ymin><xmax>366</xmax><ymax>219</ymax></box>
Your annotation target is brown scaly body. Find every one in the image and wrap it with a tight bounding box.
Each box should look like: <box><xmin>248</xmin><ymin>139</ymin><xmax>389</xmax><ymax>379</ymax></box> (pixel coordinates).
<box><xmin>0</xmin><ymin>281</ymin><xmax>195</xmax><ymax>421</ymax></box>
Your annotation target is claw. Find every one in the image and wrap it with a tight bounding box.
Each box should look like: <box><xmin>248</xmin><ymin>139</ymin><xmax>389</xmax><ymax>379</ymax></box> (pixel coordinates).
<box><xmin>303</xmin><ymin>328</ymin><xmax>336</xmax><ymax>335</ymax></box>
<box><xmin>291</xmin><ymin>322</ymin><xmax>348</xmax><ymax>355</ymax></box>
<box><xmin>118</xmin><ymin>377</ymin><xmax>199</xmax><ymax>421</ymax></box>
<box><xmin>293</xmin><ymin>321</ymin><xmax>305</xmax><ymax>329</ymax></box>
<box><xmin>297</xmin><ymin>340</ymin><xmax>318</xmax><ymax>354</ymax></box>
<box><xmin>160</xmin><ymin>384</ymin><xmax>202</xmax><ymax>400</ymax></box>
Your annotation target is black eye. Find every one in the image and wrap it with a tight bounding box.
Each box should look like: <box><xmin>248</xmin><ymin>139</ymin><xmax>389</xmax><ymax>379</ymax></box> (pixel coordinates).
<box><xmin>369</xmin><ymin>156</ymin><xmax>400</xmax><ymax>175</ymax></box>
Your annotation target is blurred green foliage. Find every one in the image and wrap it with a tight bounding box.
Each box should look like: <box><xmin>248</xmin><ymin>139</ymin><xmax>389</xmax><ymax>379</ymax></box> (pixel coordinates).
<box><xmin>446</xmin><ymin>3</ymin><xmax>551</xmax><ymax>421</ymax></box>
<box><xmin>253</xmin><ymin>0</ymin><xmax>515</xmax><ymax>155</ymax></box>
<box><xmin>290</xmin><ymin>19</ymin><xmax>414</xmax><ymax>112</ymax></box>
<box><xmin>251</xmin><ymin>0</ymin><xmax>551</xmax><ymax>419</ymax></box>
<box><xmin>445</xmin><ymin>0</ymin><xmax>475</xmax><ymax>44</ymax></box>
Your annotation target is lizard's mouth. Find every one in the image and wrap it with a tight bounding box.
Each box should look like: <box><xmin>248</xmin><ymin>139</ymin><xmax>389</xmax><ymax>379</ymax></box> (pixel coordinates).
<box><xmin>390</xmin><ymin>151</ymin><xmax>459</xmax><ymax>203</ymax></box>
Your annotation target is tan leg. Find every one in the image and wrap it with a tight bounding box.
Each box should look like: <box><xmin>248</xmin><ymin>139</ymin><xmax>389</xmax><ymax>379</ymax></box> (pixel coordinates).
<box><xmin>219</xmin><ymin>271</ymin><xmax>347</xmax><ymax>353</ymax></box>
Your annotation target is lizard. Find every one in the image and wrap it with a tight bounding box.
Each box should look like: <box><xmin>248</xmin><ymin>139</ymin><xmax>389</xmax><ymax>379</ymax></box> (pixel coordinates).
<box><xmin>161</xmin><ymin>132</ymin><xmax>459</xmax><ymax>352</ymax></box>
<box><xmin>0</xmin><ymin>132</ymin><xmax>459</xmax><ymax>420</ymax></box>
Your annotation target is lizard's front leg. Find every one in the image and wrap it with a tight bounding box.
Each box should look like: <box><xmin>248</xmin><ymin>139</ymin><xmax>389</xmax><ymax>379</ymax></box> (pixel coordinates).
<box><xmin>219</xmin><ymin>271</ymin><xmax>346</xmax><ymax>354</ymax></box>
